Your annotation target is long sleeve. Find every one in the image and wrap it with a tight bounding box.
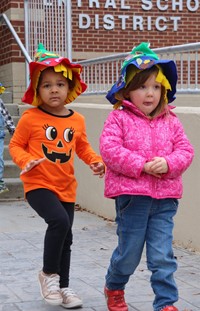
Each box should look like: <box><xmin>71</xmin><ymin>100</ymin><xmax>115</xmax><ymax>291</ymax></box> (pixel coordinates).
<box><xmin>0</xmin><ymin>99</ymin><xmax>15</xmax><ymax>135</ymax></box>
<box><xmin>100</xmin><ymin>111</ymin><xmax>146</xmax><ymax>178</ymax></box>
<box><xmin>9</xmin><ymin>111</ymin><xmax>38</xmax><ymax>169</ymax></box>
<box><xmin>9</xmin><ymin>107</ymin><xmax>103</xmax><ymax>202</ymax></box>
<box><xmin>99</xmin><ymin>104</ymin><xmax>194</xmax><ymax>199</ymax></box>
<box><xmin>163</xmin><ymin>117</ymin><xmax>194</xmax><ymax>178</ymax></box>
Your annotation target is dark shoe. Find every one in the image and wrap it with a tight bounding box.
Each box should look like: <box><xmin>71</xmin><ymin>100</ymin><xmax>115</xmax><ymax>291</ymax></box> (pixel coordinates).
<box><xmin>161</xmin><ymin>306</ymin><xmax>178</xmax><ymax>311</ymax></box>
<box><xmin>104</xmin><ymin>287</ymin><xmax>128</xmax><ymax>311</ymax></box>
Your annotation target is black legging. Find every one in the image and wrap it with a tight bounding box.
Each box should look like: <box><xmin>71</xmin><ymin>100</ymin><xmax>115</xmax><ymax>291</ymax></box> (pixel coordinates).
<box><xmin>26</xmin><ymin>188</ymin><xmax>74</xmax><ymax>288</ymax></box>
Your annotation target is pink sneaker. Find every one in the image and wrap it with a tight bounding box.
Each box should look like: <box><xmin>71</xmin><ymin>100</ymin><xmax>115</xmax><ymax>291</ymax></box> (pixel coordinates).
<box><xmin>60</xmin><ymin>287</ymin><xmax>83</xmax><ymax>309</ymax></box>
<box><xmin>38</xmin><ymin>271</ymin><xmax>62</xmax><ymax>305</ymax></box>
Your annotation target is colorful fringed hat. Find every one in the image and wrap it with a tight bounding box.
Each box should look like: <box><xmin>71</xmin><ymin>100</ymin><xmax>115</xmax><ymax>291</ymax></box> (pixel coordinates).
<box><xmin>22</xmin><ymin>43</ymin><xmax>87</xmax><ymax>106</ymax></box>
<box><xmin>106</xmin><ymin>42</ymin><xmax>178</xmax><ymax>105</ymax></box>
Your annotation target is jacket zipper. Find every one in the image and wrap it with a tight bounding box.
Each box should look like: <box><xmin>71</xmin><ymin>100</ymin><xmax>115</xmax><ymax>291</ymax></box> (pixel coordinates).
<box><xmin>149</xmin><ymin>120</ymin><xmax>156</xmax><ymax>197</ymax></box>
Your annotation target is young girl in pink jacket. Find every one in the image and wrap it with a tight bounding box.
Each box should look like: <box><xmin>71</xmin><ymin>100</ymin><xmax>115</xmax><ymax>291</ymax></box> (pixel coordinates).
<box><xmin>100</xmin><ymin>42</ymin><xmax>194</xmax><ymax>311</ymax></box>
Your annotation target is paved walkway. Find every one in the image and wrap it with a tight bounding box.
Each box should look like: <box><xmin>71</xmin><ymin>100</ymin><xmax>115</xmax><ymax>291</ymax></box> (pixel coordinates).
<box><xmin>0</xmin><ymin>200</ymin><xmax>200</xmax><ymax>311</ymax></box>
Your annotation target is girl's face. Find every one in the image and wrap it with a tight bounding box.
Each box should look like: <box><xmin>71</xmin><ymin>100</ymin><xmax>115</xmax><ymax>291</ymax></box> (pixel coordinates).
<box><xmin>128</xmin><ymin>73</ymin><xmax>162</xmax><ymax>116</ymax></box>
<box><xmin>38</xmin><ymin>68</ymin><xmax>69</xmax><ymax>113</ymax></box>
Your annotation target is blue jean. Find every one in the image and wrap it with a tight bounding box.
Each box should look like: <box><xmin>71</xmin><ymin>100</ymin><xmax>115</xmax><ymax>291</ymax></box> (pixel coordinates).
<box><xmin>105</xmin><ymin>195</ymin><xmax>179</xmax><ymax>311</ymax></box>
<box><xmin>0</xmin><ymin>138</ymin><xmax>4</xmax><ymax>181</ymax></box>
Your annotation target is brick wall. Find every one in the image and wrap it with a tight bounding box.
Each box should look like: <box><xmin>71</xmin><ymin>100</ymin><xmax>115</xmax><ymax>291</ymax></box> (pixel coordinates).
<box><xmin>0</xmin><ymin>0</ymin><xmax>199</xmax><ymax>102</ymax></box>
<box><xmin>1</xmin><ymin>1</ymin><xmax>199</xmax><ymax>64</ymax></box>
<box><xmin>72</xmin><ymin>0</ymin><xmax>200</xmax><ymax>54</ymax></box>
<box><xmin>0</xmin><ymin>0</ymin><xmax>24</xmax><ymax>66</ymax></box>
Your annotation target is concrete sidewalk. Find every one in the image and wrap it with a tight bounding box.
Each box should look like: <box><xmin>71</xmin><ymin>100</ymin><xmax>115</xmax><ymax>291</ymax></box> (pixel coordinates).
<box><xmin>0</xmin><ymin>200</ymin><xmax>200</xmax><ymax>311</ymax></box>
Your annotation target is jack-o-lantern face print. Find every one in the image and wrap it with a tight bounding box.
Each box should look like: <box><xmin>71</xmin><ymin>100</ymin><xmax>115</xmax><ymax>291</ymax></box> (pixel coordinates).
<box><xmin>42</xmin><ymin>124</ymin><xmax>75</xmax><ymax>163</ymax></box>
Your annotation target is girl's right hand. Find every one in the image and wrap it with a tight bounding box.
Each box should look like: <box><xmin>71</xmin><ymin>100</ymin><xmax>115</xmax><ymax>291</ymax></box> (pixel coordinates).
<box><xmin>20</xmin><ymin>158</ymin><xmax>46</xmax><ymax>175</ymax></box>
<box><xmin>143</xmin><ymin>161</ymin><xmax>162</xmax><ymax>178</ymax></box>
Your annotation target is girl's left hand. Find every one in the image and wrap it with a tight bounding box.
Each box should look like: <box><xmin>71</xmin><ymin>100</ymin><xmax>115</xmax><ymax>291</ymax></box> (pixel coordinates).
<box><xmin>90</xmin><ymin>162</ymin><xmax>105</xmax><ymax>178</ymax></box>
<box><xmin>148</xmin><ymin>157</ymin><xmax>168</xmax><ymax>174</ymax></box>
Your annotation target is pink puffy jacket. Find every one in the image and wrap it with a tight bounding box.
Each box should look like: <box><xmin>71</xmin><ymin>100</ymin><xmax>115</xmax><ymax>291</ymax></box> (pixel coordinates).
<box><xmin>100</xmin><ymin>100</ymin><xmax>194</xmax><ymax>199</ymax></box>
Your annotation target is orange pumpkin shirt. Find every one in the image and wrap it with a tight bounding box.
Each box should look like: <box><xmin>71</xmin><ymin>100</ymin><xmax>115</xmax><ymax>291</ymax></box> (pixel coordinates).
<box><xmin>9</xmin><ymin>107</ymin><xmax>102</xmax><ymax>202</ymax></box>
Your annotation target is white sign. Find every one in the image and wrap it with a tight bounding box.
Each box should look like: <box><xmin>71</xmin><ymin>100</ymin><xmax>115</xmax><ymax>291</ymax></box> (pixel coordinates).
<box><xmin>77</xmin><ymin>0</ymin><xmax>199</xmax><ymax>31</ymax></box>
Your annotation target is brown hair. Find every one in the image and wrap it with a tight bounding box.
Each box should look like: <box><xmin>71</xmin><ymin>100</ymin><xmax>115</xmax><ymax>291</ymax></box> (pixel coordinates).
<box><xmin>36</xmin><ymin>67</ymin><xmax>75</xmax><ymax>94</ymax></box>
<box><xmin>38</xmin><ymin>67</ymin><xmax>75</xmax><ymax>88</ymax></box>
<box><xmin>118</xmin><ymin>65</ymin><xmax>168</xmax><ymax>118</ymax></box>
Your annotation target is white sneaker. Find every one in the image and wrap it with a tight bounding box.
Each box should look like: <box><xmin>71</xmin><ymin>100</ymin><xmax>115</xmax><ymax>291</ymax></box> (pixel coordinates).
<box><xmin>0</xmin><ymin>184</ymin><xmax>9</xmax><ymax>194</ymax></box>
<box><xmin>60</xmin><ymin>287</ymin><xmax>83</xmax><ymax>309</ymax></box>
<box><xmin>38</xmin><ymin>271</ymin><xmax>63</xmax><ymax>305</ymax></box>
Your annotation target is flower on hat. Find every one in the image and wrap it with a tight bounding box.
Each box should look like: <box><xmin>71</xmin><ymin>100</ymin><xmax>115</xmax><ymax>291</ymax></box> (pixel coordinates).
<box><xmin>122</xmin><ymin>42</ymin><xmax>159</xmax><ymax>69</ymax></box>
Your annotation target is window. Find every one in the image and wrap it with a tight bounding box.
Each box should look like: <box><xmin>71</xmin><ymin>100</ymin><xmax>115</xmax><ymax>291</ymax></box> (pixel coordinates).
<box><xmin>44</xmin><ymin>0</ymin><xmax>53</xmax><ymax>6</ymax></box>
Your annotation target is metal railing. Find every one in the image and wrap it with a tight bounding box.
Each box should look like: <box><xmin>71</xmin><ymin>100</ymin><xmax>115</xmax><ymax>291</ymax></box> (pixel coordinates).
<box><xmin>23</xmin><ymin>0</ymin><xmax>200</xmax><ymax>95</ymax></box>
<box><xmin>24</xmin><ymin>0</ymin><xmax>72</xmax><ymax>60</ymax></box>
<box><xmin>79</xmin><ymin>42</ymin><xmax>200</xmax><ymax>95</ymax></box>
<box><xmin>1</xmin><ymin>10</ymin><xmax>200</xmax><ymax>96</ymax></box>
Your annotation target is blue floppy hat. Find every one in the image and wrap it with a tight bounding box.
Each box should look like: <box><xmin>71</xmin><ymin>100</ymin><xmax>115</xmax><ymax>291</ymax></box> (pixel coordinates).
<box><xmin>106</xmin><ymin>42</ymin><xmax>178</xmax><ymax>105</ymax></box>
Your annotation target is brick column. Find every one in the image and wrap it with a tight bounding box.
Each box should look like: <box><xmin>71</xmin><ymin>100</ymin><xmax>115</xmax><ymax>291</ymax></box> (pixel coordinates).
<box><xmin>0</xmin><ymin>0</ymin><xmax>25</xmax><ymax>104</ymax></box>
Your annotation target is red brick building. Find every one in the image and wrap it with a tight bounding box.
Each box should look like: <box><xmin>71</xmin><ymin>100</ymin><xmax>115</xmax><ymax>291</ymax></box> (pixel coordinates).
<box><xmin>73</xmin><ymin>0</ymin><xmax>200</xmax><ymax>54</ymax></box>
<box><xmin>0</xmin><ymin>0</ymin><xmax>200</xmax><ymax>102</ymax></box>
